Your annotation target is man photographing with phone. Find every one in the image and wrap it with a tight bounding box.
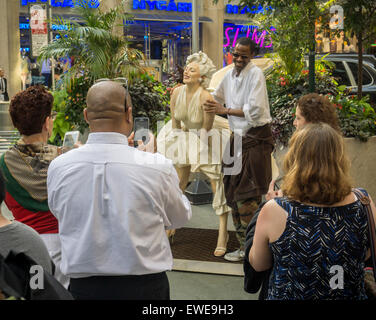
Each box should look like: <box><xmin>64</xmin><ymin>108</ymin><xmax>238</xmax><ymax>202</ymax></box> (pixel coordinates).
<box><xmin>47</xmin><ymin>80</ymin><xmax>192</xmax><ymax>300</ymax></box>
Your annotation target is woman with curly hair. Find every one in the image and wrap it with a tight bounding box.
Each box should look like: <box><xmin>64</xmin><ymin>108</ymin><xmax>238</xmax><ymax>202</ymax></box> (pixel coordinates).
<box><xmin>294</xmin><ymin>93</ymin><xmax>341</xmax><ymax>131</ymax></box>
<box><xmin>0</xmin><ymin>85</ymin><xmax>68</xmax><ymax>288</ymax></box>
<box><xmin>157</xmin><ymin>52</ymin><xmax>232</xmax><ymax>256</ymax></box>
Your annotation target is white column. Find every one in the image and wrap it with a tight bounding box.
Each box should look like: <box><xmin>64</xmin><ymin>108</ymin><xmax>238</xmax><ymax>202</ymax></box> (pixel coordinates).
<box><xmin>202</xmin><ymin>0</ymin><xmax>224</xmax><ymax>70</ymax></box>
<box><xmin>192</xmin><ymin>0</ymin><xmax>199</xmax><ymax>53</ymax></box>
<box><xmin>0</xmin><ymin>0</ymin><xmax>21</xmax><ymax>100</ymax></box>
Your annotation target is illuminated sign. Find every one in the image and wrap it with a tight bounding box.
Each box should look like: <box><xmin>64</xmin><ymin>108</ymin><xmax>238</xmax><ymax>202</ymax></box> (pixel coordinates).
<box><xmin>133</xmin><ymin>0</ymin><xmax>192</xmax><ymax>12</ymax></box>
<box><xmin>226</xmin><ymin>4</ymin><xmax>273</xmax><ymax>15</ymax></box>
<box><xmin>21</xmin><ymin>0</ymin><xmax>100</xmax><ymax>9</ymax></box>
<box><xmin>20</xmin><ymin>23</ymin><xmax>69</xmax><ymax>30</ymax></box>
<box><xmin>224</xmin><ymin>25</ymin><xmax>274</xmax><ymax>49</ymax></box>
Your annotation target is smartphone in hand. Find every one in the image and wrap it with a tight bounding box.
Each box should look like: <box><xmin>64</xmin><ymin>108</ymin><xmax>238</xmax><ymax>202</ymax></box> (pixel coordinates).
<box><xmin>63</xmin><ymin>131</ymin><xmax>80</xmax><ymax>148</ymax></box>
<box><xmin>133</xmin><ymin>117</ymin><xmax>150</xmax><ymax>148</ymax></box>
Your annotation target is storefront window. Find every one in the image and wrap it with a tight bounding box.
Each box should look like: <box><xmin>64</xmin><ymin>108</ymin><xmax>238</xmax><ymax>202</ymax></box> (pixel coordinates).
<box><xmin>126</xmin><ymin>20</ymin><xmax>195</xmax><ymax>81</ymax></box>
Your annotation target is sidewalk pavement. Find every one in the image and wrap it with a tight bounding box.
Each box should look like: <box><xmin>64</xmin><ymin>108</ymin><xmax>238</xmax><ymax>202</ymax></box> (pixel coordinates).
<box><xmin>167</xmin><ymin>203</ymin><xmax>258</xmax><ymax>300</ymax></box>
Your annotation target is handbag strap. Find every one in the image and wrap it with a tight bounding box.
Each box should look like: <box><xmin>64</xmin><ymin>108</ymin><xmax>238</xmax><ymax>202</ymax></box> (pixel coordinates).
<box><xmin>353</xmin><ymin>188</ymin><xmax>376</xmax><ymax>281</ymax></box>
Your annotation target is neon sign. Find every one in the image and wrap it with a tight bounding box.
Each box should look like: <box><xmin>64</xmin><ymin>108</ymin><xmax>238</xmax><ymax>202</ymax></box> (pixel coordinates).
<box><xmin>133</xmin><ymin>0</ymin><xmax>192</xmax><ymax>13</ymax></box>
<box><xmin>21</xmin><ymin>0</ymin><xmax>100</xmax><ymax>9</ymax></box>
<box><xmin>226</xmin><ymin>4</ymin><xmax>273</xmax><ymax>15</ymax></box>
<box><xmin>224</xmin><ymin>26</ymin><xmax>274</xmax><ymax>49</ymax></box>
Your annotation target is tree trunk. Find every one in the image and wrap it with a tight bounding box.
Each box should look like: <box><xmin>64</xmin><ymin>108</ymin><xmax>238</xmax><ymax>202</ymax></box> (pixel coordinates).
<box><xmin>309</xmin><ymin>9</ymin><xmax>316</xmax><ymax>93</ymax></box>
<box><xmin>357</xmin><ymin>33</ymin><xmax>363</xmax><ymax>99</ymax></box>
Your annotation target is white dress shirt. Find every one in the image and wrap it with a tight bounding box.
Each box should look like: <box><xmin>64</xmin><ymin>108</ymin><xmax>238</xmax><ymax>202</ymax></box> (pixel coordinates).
<box><xmin>47</xmin><ymin>132</ymin><xmax>192</xmax><ymax>278</ymax></box>
<box><xmin>212</xmin><ymin>62</ymin><xmax>272</xmax><ymax>136</ymax></box>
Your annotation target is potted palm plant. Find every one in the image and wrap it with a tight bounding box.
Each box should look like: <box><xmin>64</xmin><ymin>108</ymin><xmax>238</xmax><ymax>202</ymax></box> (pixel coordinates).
<box><xmin>38</xmin><ymin>0</ymin><xmax>145</xmax><ymax>143</ymax></box>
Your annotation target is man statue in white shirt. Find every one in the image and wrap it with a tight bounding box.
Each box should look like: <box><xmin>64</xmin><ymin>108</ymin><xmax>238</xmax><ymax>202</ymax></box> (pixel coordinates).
<box><xmin>47</xmin><ymin>80</ymin><xmax>192</xmax><ymax>300</ymax></box>
<box><xmin>204</xmin><ymin>37</ymin><xmax>274</xmax><ymax>262</ymax></box>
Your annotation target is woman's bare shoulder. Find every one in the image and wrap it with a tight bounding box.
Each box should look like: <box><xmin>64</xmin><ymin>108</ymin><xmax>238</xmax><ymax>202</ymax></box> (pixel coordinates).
<box><xmin>260</xmin><ymin>199</ymin><xmax>287</xmax><ymax>219</ymax></box>
<box><xmin>200</xmin><ymin>88</ymin><xmax>213</xmax><ymax>104</ymax></box>
<box><xmin>171</xmin><ymin>84</ymin><xmax>184</xmax><ymax>97</ymax></box>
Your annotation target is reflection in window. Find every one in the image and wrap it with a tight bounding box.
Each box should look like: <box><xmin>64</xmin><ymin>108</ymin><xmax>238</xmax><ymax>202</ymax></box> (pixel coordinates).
<box><xmin>347</xmin><ymin>62</ymin><xmax>373</xmax><ymax>86</ymax></box>
<box><xmin>332</xmin><ymin>61</ymin><xmax>351</xmax><ymax>86</ymax></box>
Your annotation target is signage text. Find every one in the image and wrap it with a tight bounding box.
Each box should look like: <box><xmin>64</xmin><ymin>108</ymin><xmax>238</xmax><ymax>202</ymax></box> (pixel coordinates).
<box><xmin>21</xmin><ymin>0</ymin><xmax>100</xmax><ymax>9</ymax></box>
<box><xmin>133</xmin><ymin>0</ymin><xmax>192</xmax><ymax>13</ymax></box>
<box><xmin>224</xmin><ymin>26</ymin><xmax>274</xmax><ymax>49</ymax></box>
<box><xmin>226</xmin><ymin>4</ymin><xmax>273</xmax><ymax>15</ymax></box>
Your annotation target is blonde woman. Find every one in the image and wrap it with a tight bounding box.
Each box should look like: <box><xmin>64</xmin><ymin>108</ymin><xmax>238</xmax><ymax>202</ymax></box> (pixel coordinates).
<box><xmin>158</xmin><ymin>52</ymin><xmax>232</xmax><ymax>257</ymax></box>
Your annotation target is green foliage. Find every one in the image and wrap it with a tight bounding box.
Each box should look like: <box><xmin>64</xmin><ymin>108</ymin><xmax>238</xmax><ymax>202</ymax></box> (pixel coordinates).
<box><xmin>39</xmin><ymin>0</ymin><xmax>149</xmax><ymax>143</ymax></box>
<box><xmin>268</xmin><ymin>62</ymin><xmax>339</xmax><ymax>145</ymax></box>
<box><xmin>49</xmin><ymin>89</ymin><xmax>71</xmax><ymax>145</ymax></box>
<box><xmin>64</xmin><ymin>75</ymin><xmax>91</xmax><ymax>133</ymax></box>
<box><xmin>49</xmin><ymin>76</ymin><xmax>90</xmax><ymax>145</ymax></box>
<box><xmin>268</xmin><ymin>64</ymin><xmax>376</xmax><ymax>145</ymax></box>
<box><xmin>340</xmin><ymin>0</ymin><xmax>376</xmax><ymax>48</ymax></box>
<box><xmin>128</xmin><ymin>74</ymin><xmax>171</xmax><ymax>133</ymax></box>
<box><xmin>329</xmin><ymin>86</ymin><xmax>376</xmax><ymax>141</ymax></box>
<box><xmin>338</xmin><ymin>0</ymin><xmax>376</xmax><ymax>98</ymax></box>
<box><xmin>39</xmin><ymin>0</ymin><xmax>144</xmax><ymax>88</ymax></box>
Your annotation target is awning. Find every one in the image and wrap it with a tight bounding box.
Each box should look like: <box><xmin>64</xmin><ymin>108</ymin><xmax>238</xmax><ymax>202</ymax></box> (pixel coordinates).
<box><xmin>224</xmin><ymin>19</ymin><xmax>253</xmax><ymax>25</ymax></box>
<box><xmin>133</xmin><ymin>13</ymin><xmax>213</xmax><ymax>23</ymax></box>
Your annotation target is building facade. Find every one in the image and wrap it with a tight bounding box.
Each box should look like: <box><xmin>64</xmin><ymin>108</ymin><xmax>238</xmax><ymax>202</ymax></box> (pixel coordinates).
<box><xmin>0</xmin><ymin>0</ymin><xmax>369</xmax><ymax>100</ymax></box>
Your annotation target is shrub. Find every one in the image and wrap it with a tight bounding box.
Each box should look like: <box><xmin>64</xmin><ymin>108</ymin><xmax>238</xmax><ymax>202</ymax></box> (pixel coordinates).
<box><xmin>268</xmin><ymin>64</ymin><xmax>376</xmax><ymax>145</ymax></box>
<box><xmin>128</xmin><ymin>73</ymin><xmax>170</xmax><ymax>133</ymax></box>
<box><xmin>329</xmin><ymin>87</ymin><xmax>376</xmax><ymax>141</ymax></box>
<box><xmin>268</xmin><ymin>66</ymin><xmax>338</xmax><ymax>146</ymax></box>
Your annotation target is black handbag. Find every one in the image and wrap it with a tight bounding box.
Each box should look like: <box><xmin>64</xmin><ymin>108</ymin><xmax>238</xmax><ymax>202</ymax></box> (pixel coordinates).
<box><xmin>353</xmin><ymin>188</ymin><xmax>376</xmax><ymax>298</ymax></box>
<box><xmin>243</xmin><ymin>201</ymin><xmax>271</xmax><ymax>298</ymax></box>
<box><xmin>0</xmin><ymin>251</ymin><xmax>73</xmax><ymax>300</ymax></box>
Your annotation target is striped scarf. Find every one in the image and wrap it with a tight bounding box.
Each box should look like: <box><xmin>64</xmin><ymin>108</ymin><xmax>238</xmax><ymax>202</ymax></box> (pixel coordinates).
<box><xmin>0</xmin><ymin>139</ymin><xmax>59</xmax><ymax>212</ymax></box>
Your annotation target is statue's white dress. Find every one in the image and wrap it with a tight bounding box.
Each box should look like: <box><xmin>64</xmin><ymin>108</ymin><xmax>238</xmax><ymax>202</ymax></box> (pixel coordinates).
<box><xmin>157</xmin><ymin>85</ymin><xmax>231</xmax><ymax>216</ymax></box>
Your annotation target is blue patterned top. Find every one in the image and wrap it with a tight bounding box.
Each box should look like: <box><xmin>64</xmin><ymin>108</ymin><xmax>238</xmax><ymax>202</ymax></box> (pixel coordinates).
<box><xmin>268</xmin><ymin>191</ymin><xmax>370</xmax><ymax>300</ymax></box>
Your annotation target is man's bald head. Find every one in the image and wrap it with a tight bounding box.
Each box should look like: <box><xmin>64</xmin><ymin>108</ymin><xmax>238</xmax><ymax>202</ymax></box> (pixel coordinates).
<box><xmin>86</xmin><ymin>81</ymin><xmax>129</xmax><ymax>120</ymax></box>
<box><xmin>85</xmin><ymin>80</ymin><xmax>133</xmax><ymax>134</ymax></box>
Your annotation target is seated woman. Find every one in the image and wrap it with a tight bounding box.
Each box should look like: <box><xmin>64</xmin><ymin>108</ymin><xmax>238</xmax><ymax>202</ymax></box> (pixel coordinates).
<box><xmin>293</xmin><ymin>92</ymin><xmax>341</xmax><ymax>131</ymax></box>
<box><xmin>157</xmin><ymin>52</ymin><xmax>232</xmax><ymax>257</ymax></box>
<box><xmin>268</xmin><ymin>92</ymin><xmax>341</xmax><ymax>199</ymax></box>
<box><xmin>249</xmin><ymin>123</ymin><xmax>376</xmax><ymax>299</ymax></box>
<box><xmin>0</xmin><ymin>85</ymin><xmax>68</xmax><ymax>288</ymax></box>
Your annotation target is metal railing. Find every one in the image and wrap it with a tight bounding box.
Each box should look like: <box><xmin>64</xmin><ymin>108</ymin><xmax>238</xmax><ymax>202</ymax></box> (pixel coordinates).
<box><xmin>0</xmin><ymin>131</ymin><xmax>20</xmax><ymax>155</ymax></box>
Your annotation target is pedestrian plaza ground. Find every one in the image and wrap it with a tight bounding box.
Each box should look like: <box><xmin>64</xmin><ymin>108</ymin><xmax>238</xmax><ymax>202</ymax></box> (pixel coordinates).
<box><xmin>167</xmin><ymin>203</ymin><xmax>257</xmax><ymax>300</ymax></box>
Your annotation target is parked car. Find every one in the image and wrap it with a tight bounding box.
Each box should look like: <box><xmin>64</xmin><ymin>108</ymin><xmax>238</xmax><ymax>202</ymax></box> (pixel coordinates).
<box><xmin>310</xmin><ymin>54</ymin><xmax>376</xmax><ymax>104</ymax></box>
<box><xmin>317</xmin><ymin>53</ymin><xmax>376</xmax><ymax>68</ymax></box>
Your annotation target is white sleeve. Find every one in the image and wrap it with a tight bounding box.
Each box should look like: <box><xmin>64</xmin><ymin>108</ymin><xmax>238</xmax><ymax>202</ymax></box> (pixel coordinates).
<box><xmin>46</xmin><ymin>161</ymin><xmax>58</xmax><ymax>218</ymax></box>
<box><xmin>162</xmin><ymin>166</ymin><xmax>192</xmax><ymax>230</ymax></box>
<box><xmin>212</xmin><ymin>79</ymin><xmax>226</xmax><ymax>105</ymax></box>
<box><xmin>243</xmin><ymin>69</ymin><xmax>269</xmax><ymax>126</ymax></box>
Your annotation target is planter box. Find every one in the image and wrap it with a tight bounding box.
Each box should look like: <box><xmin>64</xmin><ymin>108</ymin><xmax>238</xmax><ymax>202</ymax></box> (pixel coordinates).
<box><xmin>273</xmin><ymin>136</ymin><xmax>376</xmax><ymax>200</ymax></box>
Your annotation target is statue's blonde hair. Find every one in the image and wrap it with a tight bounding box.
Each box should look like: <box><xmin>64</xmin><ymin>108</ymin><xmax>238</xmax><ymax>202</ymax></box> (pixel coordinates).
<box><xmin>185</xmin><ymin>51</ymin><xmax>216</xmax><ymax>89</ymax></box>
